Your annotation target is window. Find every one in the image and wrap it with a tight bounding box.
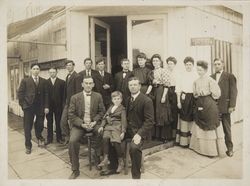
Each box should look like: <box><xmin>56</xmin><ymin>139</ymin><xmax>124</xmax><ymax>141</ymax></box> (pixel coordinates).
<box><xmin>10</xmin><ymin>65</ymin><xmax>19</xmax><ymax>101</ymax></box>
<box><xmin>23</xmin><ymin>62</ymin><xmax>30</xmax><ymax>77</ymax></box>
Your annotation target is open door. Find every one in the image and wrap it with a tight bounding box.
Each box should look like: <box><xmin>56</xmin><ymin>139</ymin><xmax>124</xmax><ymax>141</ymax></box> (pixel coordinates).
<box><xmin>90</xmin><ymin>18</ymin><xmax>111</xmax><ymax>73</ymax></box>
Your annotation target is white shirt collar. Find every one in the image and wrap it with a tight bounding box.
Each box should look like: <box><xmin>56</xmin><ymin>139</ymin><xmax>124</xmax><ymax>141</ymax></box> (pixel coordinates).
<box><xmin>131</xmin><ymin>91</ymin><xmax>140</xmax><ymax>100</ymax></box>
<box><xmin>32</xmin><ymin>75</ymin><xmax>39</xmax><ymax>80</ymax></box>
<box><xmin>83</xmin><ymin>90</ymin><xmax>92</xmax><ymax>96</ymax></box>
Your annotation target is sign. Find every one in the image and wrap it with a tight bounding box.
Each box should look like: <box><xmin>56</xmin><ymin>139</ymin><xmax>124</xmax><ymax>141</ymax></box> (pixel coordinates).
<box><xmin>31</xmin><ymin>58</ymin><xmax>67</xmax><ymax>70</ymax></box>
<box><xmin>191</xmin><ymin>37</ymin><xmax>214</xmax><ymax>46</ymax></box>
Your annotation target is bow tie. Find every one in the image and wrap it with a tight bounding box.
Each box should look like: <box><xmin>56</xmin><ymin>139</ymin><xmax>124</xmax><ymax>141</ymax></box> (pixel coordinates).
<box><xmin>216</xmin><ymin>71</ymin><xmax>222</xmax><ymax>74</ymax></box>
<box><xmin>86</xmin><ymin>94</ymin><xmax>91</xmax><ymax>96</ymax></box>
<box><xmin>123</xmin><ymin>71</ymin><xmax>128</xmax><ymax>73</ymax></box>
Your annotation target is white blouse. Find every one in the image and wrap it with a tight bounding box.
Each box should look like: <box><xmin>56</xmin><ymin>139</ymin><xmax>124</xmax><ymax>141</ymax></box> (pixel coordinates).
<box><xmin>175</xmin><ymin>70</ymin><xmax>198</xmax><ymax>94</ymax></box>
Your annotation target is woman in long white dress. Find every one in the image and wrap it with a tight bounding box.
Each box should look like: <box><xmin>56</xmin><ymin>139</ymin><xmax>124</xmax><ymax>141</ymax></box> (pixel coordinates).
<box><xmin>189</xmin><ymin>60</ymin><xmax>225</xmax><ymax>157</ymax></box>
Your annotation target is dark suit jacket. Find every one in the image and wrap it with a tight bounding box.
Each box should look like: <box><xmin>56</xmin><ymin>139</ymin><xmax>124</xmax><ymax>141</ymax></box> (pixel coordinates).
<box><xmin>114</xmin><ymin>70</ymin><xmax>133</xmax><ymax>101</ymax></box>
<box><xmin>47</xmin><ymin>77</ymin><xmax>65</xmax><ymax>110</ymax></box>
<box><xmin>64</xmin><ymin>71</ymin><xmax>82</xmax><ymax>106</ymax></box>
<box><xmin>211</xmin><ymin>71</ymin><xmax>237</xmax><ymax>113</ymax></box>
<box><xmin>17</xmin><ymin>76</ymin><xmax>49</xmax><ymax>112</ymax></box>
<box><xmin>94</xmin><ymin>71</ymin><xmax>114</xmax><ymax>106</ymax></box>
<box><xmin>101</xmin><ymin>104</ymin><xmax>127</xmax><ymax>133</ymax></box>
<box><xmin>126</xmin><ymin>93</ymin><xmax>154</xmax><ymax>139</ymax></box>
<box><xmin>68</xmin><ymin>91</ymin><xmax>105</xmax><ymax>129</ymax></box>
<box><xmin>78</xmin><ymin>69</ymin><xmax>98</xmax><ymax>79</ymax></box>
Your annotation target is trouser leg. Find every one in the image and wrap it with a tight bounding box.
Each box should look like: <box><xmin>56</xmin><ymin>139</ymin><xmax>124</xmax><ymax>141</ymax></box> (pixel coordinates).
<box><xmin>46</xmin><ymin>109</ymin><xmax>54</xmax><ymax>142</ymax></box>
<box><xmin>55</xmin><ymin>108</ymin><xmax>63</xmax><ymax>141</ymax></box>
<box><xmin>60</xmin><ymin>105</ymin><xmax>70</xmax><ymax>141</ymax></box>
<box><xmin>68</xmin><ymin>127</ymin><xmax>85</xmax><ymax>171</ymax></box>
<box><xmin>129</xmin><ymin>141</ymin><xmax>143</xmax><ymax>179</ymax></box>
<box><xmin>221</xmin><ymin>113</ymin><xmax>233</xmax><ymax>151</ymax></box>
<box><xmin>34</xmin><ymin>111</ymin><xmax>45</xmax><ymax>139</ymax></box>
<box><xmin>23</xmin><ymin>108</ymin><xmax>35</xmax><ymax>149</ymax></box>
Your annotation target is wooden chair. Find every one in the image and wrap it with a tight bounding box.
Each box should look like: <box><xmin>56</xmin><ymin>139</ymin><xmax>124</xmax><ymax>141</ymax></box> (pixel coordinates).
<box><xmin>124</xmin><ymin>138</ymin><xmax>145</xmax><ymax>175</ymax></box>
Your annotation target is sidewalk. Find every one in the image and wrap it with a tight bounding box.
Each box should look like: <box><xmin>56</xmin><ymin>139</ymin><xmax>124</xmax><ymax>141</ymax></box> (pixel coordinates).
<box><xmin>8</xmin><ymin>113</ymin><xmax>242</xmax><ymax>179</ymax></box>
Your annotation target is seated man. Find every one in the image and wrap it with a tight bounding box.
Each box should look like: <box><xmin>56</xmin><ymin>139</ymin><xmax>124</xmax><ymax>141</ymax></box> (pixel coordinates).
<box><xmin>126</xmin><ymin>77</ymin><xmax>154</xmax><ymax>179</ymax></box>
<box><xmin>68</xmin><ymin>76</ymin><xmax>105</xmax><ymax>179</ymax></box>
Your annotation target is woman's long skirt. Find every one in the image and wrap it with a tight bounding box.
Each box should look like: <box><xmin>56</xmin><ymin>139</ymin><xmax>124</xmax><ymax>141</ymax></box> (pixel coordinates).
<box><xmin>168</xmin><ymin>86</ymin><xmax>178</xmax><ymax>139</ymax></box>
<box><xmin>176</xmin><ymin>93</ymin><xmax>195</xmax><ymax>147</ymax></box>
<box><xmin>189</xmin><ymin>95</ymin><xmax>225</xmax><ymax>157</ymax></box>
<box><xmin>189</xmin><ymin>123</ymin><xmax>225</xmax><ymax>157</ymax></box>
<box><xmin>152</xmin><ymin>85</ymin><xmax>172</xmax><ymax>140</ymax></box>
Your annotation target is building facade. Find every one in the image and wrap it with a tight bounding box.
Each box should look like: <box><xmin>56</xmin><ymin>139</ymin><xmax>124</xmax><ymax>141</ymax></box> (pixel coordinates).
<box><xmin>7</xmin><ymin>5</ymin><xmax>243</xmax><ymax>123</ymax></box>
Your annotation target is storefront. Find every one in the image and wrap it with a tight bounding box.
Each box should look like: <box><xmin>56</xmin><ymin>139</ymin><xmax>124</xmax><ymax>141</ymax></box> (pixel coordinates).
<box><xmin>7</xmin><ymin>5</ymin><xmax>243</xmax><ymax>122</ymax></box>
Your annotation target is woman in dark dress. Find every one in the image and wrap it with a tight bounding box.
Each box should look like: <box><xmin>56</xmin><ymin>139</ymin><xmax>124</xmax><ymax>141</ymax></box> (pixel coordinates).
<box><xmin>132</xmin><ymin>52</ymin><xmax>152</xmax><ymax>94</ymax></box>
<box><xmin>146</xmin><ymin>54</ymin><xmax>171</xmax><ymax>142</ymax></box>
<box><xmin>165</xmin><ymin>56</ymin><xmax>178</xmax><ymax>140</ymax></box>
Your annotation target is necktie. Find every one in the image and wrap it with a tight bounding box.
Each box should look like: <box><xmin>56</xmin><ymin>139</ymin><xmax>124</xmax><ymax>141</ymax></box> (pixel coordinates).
<box><xmin>100</xmin><ymin>71</ymin><xmax>104</xmax><ymax>77</ymax></box>
<box><xmin>87</xmin><ymin>70</ymin><xmax>90</xmax><ymax>77</ymax></box>
<box><xmin>34</xmin><ymin>77</ymin><xmax>38</xmax><ymax>86</ymax></box>
<box><xmin>66</xmin><ymin>73</ymin><xmax>71</xmax><ymax>84</ymax></box>
<box><xmin>130</xmin><ymin>97</ymin><xmax>134</xmax><ymax>102</ymax></box>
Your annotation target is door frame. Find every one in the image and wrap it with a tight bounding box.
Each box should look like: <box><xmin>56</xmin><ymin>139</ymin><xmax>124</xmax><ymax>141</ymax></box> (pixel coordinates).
<box><xmin>127</xmin><ymin>14</ymin><xmax>167</xmax><ymax>70</ymax></box>
<box><xmin>90</xmin><ymin>17</ymin><xmax>111</xmax><ymax>72</ymax></box>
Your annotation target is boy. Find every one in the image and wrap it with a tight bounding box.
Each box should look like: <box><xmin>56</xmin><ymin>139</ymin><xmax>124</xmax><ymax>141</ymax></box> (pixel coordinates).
<box><xmin>98</xmin><ymin>91</ymin><xmax>127</xmax><ymax>173</ymax></box>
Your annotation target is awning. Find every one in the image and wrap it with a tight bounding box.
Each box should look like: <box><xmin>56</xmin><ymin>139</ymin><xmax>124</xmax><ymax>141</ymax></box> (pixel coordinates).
<box><xmin>8</xmin><ymin>6</ymin><xmax>65</xmax><ymax>39</ymax></box>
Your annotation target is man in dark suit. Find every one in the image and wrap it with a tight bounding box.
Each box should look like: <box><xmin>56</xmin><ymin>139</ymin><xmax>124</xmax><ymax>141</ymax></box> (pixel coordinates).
<box><xmin>211</xmin><ymin>58</ymin><xmax>237</xmax><ymax>157</ymax></box>
<box><xmin>68</xmin><ymin>76</ymin><xmax>105</xmax><ymax>179</ymax></box>
<box><xmin>60</xmin><ymin>60</ymin><xmax>82</xmax><ymax>145</ymax></box>
<box><xmin>45</xmin><ymin>67</ymin><xmax>65</xmax><ymax>145</ymax></box>
<box><xmin>17</xmin><ymin>63</ymin><xmax>49</xmax><ymax>154</ymax></box>
<box><xmin>126</xmin><ymin>77</ymin><xmax>154</xmax><ymax>179</ymax></box>
<box><xmin>114</xmin><ymin>58</ymin><xmax>134</xmax><ymax>104</ymax></box>
<box><xmin>94</xmin><ymin>59</ymin><xmax>114</xmax><ymax>109</ymax></box>
<box><xmin>78</xmin><ymin>58</ymin><xmax>98</xmax><ymax>85</ymax></box>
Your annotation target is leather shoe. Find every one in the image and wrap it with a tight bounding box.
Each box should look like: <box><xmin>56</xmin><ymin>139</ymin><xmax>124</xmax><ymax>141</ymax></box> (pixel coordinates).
<box><xmin>45</xmin><ymin>141</ymin><xmax>52</xmax><ymax>146</ymax></box>
<box><xmin>100</xmin><ymin>169</ymin><xmax>118</xmax><ymax>176</ymax></box>
<box><xmin>69</xmin><ymin>170</ymin><xmax>80</xmax><ymax>179</ymax></box>
<box><xmin>226</xmin><ymin>150</ymin><xmax>233</xmax><ymax>157</ymax></box>
<box><xmin>57</xmin><ymin>139</ymin><xmax>64</xmax><ymax>144</ymax></box>
<box><xmin>25</xmin><ymin>148</ymin><xmax>31</xmax><ymax>154</ymax></box>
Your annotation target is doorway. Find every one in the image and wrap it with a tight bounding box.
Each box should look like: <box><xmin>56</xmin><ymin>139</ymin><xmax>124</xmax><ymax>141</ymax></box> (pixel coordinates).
<box><xmin>90</xmin><ymin>16</ymin><xmax>127</xmax><ymax>76</ymax></box>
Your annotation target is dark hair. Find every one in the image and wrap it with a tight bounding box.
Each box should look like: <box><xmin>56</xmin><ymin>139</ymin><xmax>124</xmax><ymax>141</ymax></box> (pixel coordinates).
<box><xmin>49</xmin><ymin>66</ymin><xmax>57</xmax><ymax>71</ymax></box>
<box><xmin>96</xmin><ymin>58</ymin><xmax>105</xmax><ymax>65</ymax></box>
<box><xmin>30</xmin><ymin>63</ymin><xmax>40</xmax><ymax>69</ymax></box>
<box><xmin>84</xmin><ymin>58</ymin><xmax>93</xmax><ymax>64</ymax></box>
<box><xmin>136</xmin><ymin>52</ymin><xmax>147</xmax><ymax>60</ymax></box>
<box><xmin>166</xmin><ymin>56</ymin><xmax>177</xmax><ymax>64</ymax></box>
<box><xmin>111</xmin><ymin>91</ymin><xmax>123</xmax><ymax>99</ymax></box>
<box><xmin>183</xmin><ymin>56</ymin><xmax>194</xmax><ymax>65</ymax></box>
<box><xmin>151</xmin><ymin>54</ymin><xmax>163</xmax><ymax>67</ymax></box>
<box><xmin>65</xmin><ymin>60</ymin><xmax>75</xmax><ymax>66</ymax></box>
<box><xmin>82</xmin><ymin>76</ymin><xmax>94</xmax><ymax>83</ymax></box>
<box><xmin>197</xmin><ymin>60</ymin><xmax>208</xmax><ymax>70</ymax></box>
<box><xmin>128</xmin><ymin>76</ymin><xmax>141</xmax><ymax>84</ymax></box>
<box><xmin>213</xmin><ymin>58</ymin><xmax>224</xmax><ymax>63</ymax></box>
<box><xmin>120</xmin><ymin>58</ymin><xmax>130</xmax><ymax>64</ymax></box>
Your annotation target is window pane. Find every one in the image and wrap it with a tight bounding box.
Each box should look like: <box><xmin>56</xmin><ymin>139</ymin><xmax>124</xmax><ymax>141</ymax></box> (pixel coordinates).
<box><xmin>131</xmin><ymin>19</ymin><xmax>164</xmax><ymax>67</ymax></box>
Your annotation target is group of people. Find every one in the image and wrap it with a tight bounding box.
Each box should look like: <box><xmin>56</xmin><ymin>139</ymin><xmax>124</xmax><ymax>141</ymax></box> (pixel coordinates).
<box><xmin>17</xmin><ymin>52</ymin><xmax>237</xmax><ymax>179</ymax></box>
